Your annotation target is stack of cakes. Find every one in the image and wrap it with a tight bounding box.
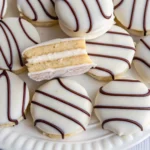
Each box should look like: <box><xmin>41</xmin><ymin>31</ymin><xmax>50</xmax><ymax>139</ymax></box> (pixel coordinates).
<box><xmin>0</xmin><ymin>0</ymin><xmax>150</xmax><ymax>140</ymax></box>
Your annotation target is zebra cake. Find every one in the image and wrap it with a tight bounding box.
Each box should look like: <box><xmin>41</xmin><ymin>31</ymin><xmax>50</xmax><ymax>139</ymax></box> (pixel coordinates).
<box><xmin>0</xmin><ymin>17</ymin><xmax>40</xmax><ymax>74</ymax></box>
<box><xmin>94</xmin><ymin>79</ymin><xmax>150</xmax><ymax>136</ymax></box>
<box><xmin>17</xmin><ymin>0</ymin><xmax>58</xmax><ymax>27</ymax></box>
<box><xmin>0</xmin><ymin>70</ymin><xmax>30</xmax><ymax>127</ymax></box>
<box><xmin>23</xmin><ymin>38</ymin><xmax>95</xmax><ymax>81</ymax></box>
<box><xmin>134</xmin><ymin>36</ymin><xmax>150</xmax><ymax>83</ymax></box>
<box><xmin>0</xmin><ymin>0</ymin><xmax>7</xmax><ymax>19</ymax></box>
<box><xmin>31</xmin><ymin>78</ymin><xmax>92</xmax><ymax>139</ymax></box>
<box><xmin>86</xmin><ymin>25</ymin><xmax>135</xmax><ymax>81</ymax></box>
<box><xmin>114</xmin><ymin>0</ymin><xmax>150</xmax><ymax>36</ymax></box>
<box><xmin>55</xmin><ymin>0</ymin><xmax>114</xmax><ymax>39</ymax></box>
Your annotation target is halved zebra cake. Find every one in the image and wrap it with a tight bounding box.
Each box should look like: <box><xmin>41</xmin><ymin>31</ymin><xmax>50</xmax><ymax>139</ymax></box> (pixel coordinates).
<box><xmin>23</xmin><ymin>38</ymin><xmax>95</xmax><ymax>81</ymax></box>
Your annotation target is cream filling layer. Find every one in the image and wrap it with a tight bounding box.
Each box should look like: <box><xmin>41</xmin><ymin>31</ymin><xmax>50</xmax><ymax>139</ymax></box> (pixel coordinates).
<box><xmin>27</xmin><ymin>49</ymin><xmax>87</xmax><ymax>64</ymax></box>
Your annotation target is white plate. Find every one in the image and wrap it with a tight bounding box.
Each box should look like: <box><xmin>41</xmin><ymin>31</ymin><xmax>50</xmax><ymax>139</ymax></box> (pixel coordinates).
<box><xmin>1</xmin><ymin>0</ymin><xmax>150</xmax><ymax>150</ymax></box>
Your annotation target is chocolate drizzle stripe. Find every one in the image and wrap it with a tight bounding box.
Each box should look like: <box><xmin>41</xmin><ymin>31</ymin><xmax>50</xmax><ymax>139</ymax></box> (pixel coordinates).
<box><xmin>26</xmin><ymin>0</ymin><xmax>37</xmax><ymax>21</ymax></box>
<box><xmin>0</xmin><ymin>20</ymin><xmax>24</xmax><ymax>67</ymax></box>
<box><xmin>38</xmin><ymin>0</ymin><xmax>58</xmax><ymax>20</ymax></box>
<box><xmin>86</xmin><ymin>42</ymin><xmax>135</xmax><ymax>51</ymax></box>
<box><xmin>88</xmin><ymin>53</ymin><xmax>131</xmax><ymax>69</ymax></box>
<box><xmin>93</xmin><ymin>67</ymin><xmax>115</xmax><ymax>80</ymax></box>
<box><xmin>57</xmin><ymin>78</ymin><xmax>92</xmax><ymax>102</ymax></box>
<box><xmin>102</xmin><ymin>118</ymin><xmax>143</xmax><ymax>131</ymax></box>
<box><xmin>96</xmin><ymin>0</ymin><xmax>112</xmax><ymax>19</ymax></box>
<box><xmin>35</xmin><ymin>119</ymin><xmax>64</xmax><ymax>139</ymax></box>
<box><xmin>134</xmin><ymin>57</ymin><xmax>150</xmax><ymax>68</ymax></box>
<box><xmin>19</xmin><ymin>18</ymin><xmax>38</xmax><ymax>44</ymax></box>
<box><xmin>128</xmin><ymin>0</ymin><xmax>136</xmax><ymax>29</ymax></box>
<box><xmin>114</xmin><ymin>79</ymin><xmax>140</xmax><ymax>82</ymax></box>
<box><xmin>51</xmin><ymin>0</ymin><xmax>55</xmax><ymax>7</ymax></box>
<box><xmin>100</xmin><ymin>86</ymin><xmax>150</xmax><ymax>97</ymax></box>
<box><xmin>143</xmin><ymin>0</ymin><xmax>149</xmax><ymax>36</ymax></box>
<box><xmin>0</xmin><ymin>48</ymin><xmax>12</xmax><ymax>72</ymax></box>
<box><xmin>22</xmin><ymin>83</ymin><xmax>26</xmax><ymax>119</ymax></box>
<box><xmin>107</xmin><ymin>31</ymin><xmax>130</xmax><ymax>36</ymax></box>
<box><xmin>0</xmin><ymin>24</ymin><xmax>13</xmax><ymax>70</ymax></box>
<box><xmin>35</xmin><ymin>90</ymin><xmax>90</xmax><ymax>117</ymax></box>
<box><xmin>82</xmin><ymin>0</ymin><xmax>92</xmax><ymax>33</ymax></box>
<box><xmin>140</xmin><ymin>39</ymin><xmax>150</xmax><ymax>50</ymax></box>
<box><xmin>64</xmin><ymin>0</ymin><xmax>79</xmax><ymax>32</ymax></box>
<box><xmin>0</xmin><ymin>0</ymin><xmax>5</xmax><ymax>19</ymax></box>
<box><xmin>114</xmin><ymin>0</ymin><xmax>124</xmax><ymax>9</ymax></box>
<box><xmin>32</xmin><ymin>101</ymin><xmax>86</xmax><ymax>130</ymax></box>
<box><xmin>0</xmin><ymin>46</ymin><xmax>12</xmax><ymax>69</ymax></box>
<box><xmin>94</xmin><ymin>105</ymin><xmax>150</xmax><ymax>110</ymax></box>
<box><xmin>0</xmin><ymin>71</ymin><xmax>18</xmax><ymax>125</ymax></box>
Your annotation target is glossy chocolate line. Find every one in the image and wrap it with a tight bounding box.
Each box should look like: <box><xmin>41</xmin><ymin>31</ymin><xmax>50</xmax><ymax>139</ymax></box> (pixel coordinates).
<box><xmin>143</xmin><ymin>0</ymin><xmax>149</xmax><ymax>36</ymax></box>
<box><xmin>0</xmin><ymin>20</ymin><xmax>24</xmax><ymax>67</ymax></box>
<box><xmin>93</xmin><ymin>67</ymin><xmax>115</xmax><ymax>80</ymax></box>
<box><xmin>19</xmin><ymin>18</ymin><xmax>38</xmax><ymax>44</ymax></box>
<box><xmin>32</xmin><ymin>101</ymin><xmax>86</xmax><ymax>130</ymax></box>
<box><xmin>0</xmin><ymin>24</ymin><xmax>13</xmax><ymax>70</ymax></box>
<box><xmin>57</xmin><ymin>78</ymin><xmax>92</xmax><ymax>102</ymax></box>
<box><xmin>96</xmin><ymin>0</ymin><xmax>112</xmax><ymax>19</ymax></box>
<box><xmin>0</xmin><ymin>0</ymin><xmax>5</xmax><ymax>19</ymax></box>
<box><xmin>140</xmin><ymin>39</ymin><xmax>150</xmax><ymax>50</ymax></box>
<box><xmin>86</xmin><ymin>41</ymin><xmax>135</xmax><ymax>51</ymax></box>
<box><xmin>0</xmin><ymin>46</ymin><xmax>12</xmax><ymax>69</ymax></box>
<box><xmin>134</xmin><ymin>57</ymin><xmax>150</xmax><ymax>68</ymax></box>
<box><xmin>107</xmin><ymin>31</ymin><xmax>130</xmax><ymax>36</ymax></box>
<box><xmin>51</xmin><ymin>0</ymin><xmax>55</xmax><ymax>7</ymax></box>
<box><xmin>35</xmin><ymin>90</ymin><xmax>90</xmax><ymax>117</ymax></box>
<box><xmin>144</xmin><ymin>31</ymin><xmax>147</xmax><ymax>36</ymax></box>
<box><xmin>100</xmin><ymin>86</ymin><xmax>150</xmax><ymax>97</ymax></box>
<box><xmin>26</xmin><ymin>0</ymin><xmax>37</xmax><ymax>21</ymax></box>
<box><xmin>64</xmin><ymin>0</ymin><xmax>79</xmax><ymax>32</ymax></box>
<box><xmin>114</xmin><ymin>0</ymin><xmax>124</xmax><ymax>9</ymax></box>
<box><xmin>82</xmin><ymin>0</ymin><xmax>92</xmax><ymax>33</ymax></box>
<box><xmin>0</xmin><ymin>25</ymin><xmax>13</xmax><ymax>71</ymax></box>
<box><xmin>35</xmin><ymin>119</ymin><xmax>64</xmax><ymax>139</ymax></box>
<box><xmin>128</xmin><ymin>0</ymin><xmax>136</xmax><ymax>29</ymax></box>
<box><xmin>114</xmin><ymin>79</ymin><xmax>140</xmax><ymax>82</ymax></box>
<box><xmin>22</xmin><ymin>83</ymin><xmax>26</xmax><ymax>119</ymax></box>
<box><xmin>0</xmin><ymin>71</ymin><xmax>18</xmax><ymax>125</ymax></box>
<box><xmin>38</xmin><ymin>0</ymin><xmax>58</xmax><ymax>20</ymax></box>
<box><xmin>94</xmin><ymin>105</ymin><xmax>150</xmax><ymax>110</ymax></box>
<box><xmin>88</xmin><ymin>53</ymin><xmax>131</xmax><ymax>68</ymax></box>
<box><xmin>102</xmin><ymin>118</ymin><xmax>143</xmax><ymax>131</ymax></box>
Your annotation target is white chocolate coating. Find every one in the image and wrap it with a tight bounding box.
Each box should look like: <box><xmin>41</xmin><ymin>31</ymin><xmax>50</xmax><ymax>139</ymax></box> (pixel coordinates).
<box><xmin>134</xmin><ymin>36</ymin><xmax>150</xmax><ymax>83</ymax></box>
<box><xmin>17</xmin><ymin>0</ymin><xmax>57</xmax><ymax>22</ymax></box>
<box><xmin>114</xmin><ymin>0</ymin><xmax>150</xmax><ymax>33</ymax></box>
<box><xmin>29</xmin><ymin>64</ymin><xmax>95</xmax><ymax>82</ymax></box>
<box><xmin>31</xmin><ymin>78</ymin><xmax>92</xmax><ymax>138</ymax></box>
<box><xmin>0</xmin><ymin>0</ymin><xmax>7</xmax><ymax>18</ymax></box>
<box><xmin>0</xmin><ymin>70</ymin><xmax>30</xmax><ymax>126</ymax></box>
<box><xmin>55</xmin><ymin>0</ymin><xmax>114</xmax><ymax>39</ymax></box>
<box><xmin>94</xmin><ymin>79</ymin><xmax>150</xmax><ymax>136</ymax></box>
<box><xmin>86</xmin><ymin>25</ymin><xmax>135</xmax><ymax>80</ymax></box>
<box><xmin>0</xmin><ymin>17</ymin><xmax>41</xmax><ymax>72</ymax></box>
